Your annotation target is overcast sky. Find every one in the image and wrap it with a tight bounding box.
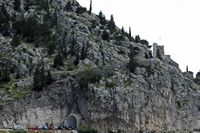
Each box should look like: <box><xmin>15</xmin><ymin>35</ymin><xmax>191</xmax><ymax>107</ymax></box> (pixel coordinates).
<box><xmin>78</xmin><ymin>0</ymin><xmax>200</xmax><ymax>74</ymax></box>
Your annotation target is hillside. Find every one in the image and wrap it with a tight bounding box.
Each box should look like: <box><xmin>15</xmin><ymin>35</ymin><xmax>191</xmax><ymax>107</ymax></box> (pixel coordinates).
<box><xmin>0</xmin><ymin>0</ymin><xmax>200</xmax><ymax>132</ymax></box>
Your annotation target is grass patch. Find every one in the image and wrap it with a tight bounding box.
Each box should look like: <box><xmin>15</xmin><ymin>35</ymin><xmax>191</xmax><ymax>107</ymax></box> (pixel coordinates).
<box><xmin>105</xmin><ymin>79</ymin><xmax>117</xmax><ymax>88</ymax></box>
<box><xmin>83</xmin><ymin>63</ymin><xmax>95</xmax><ymax>69</ymax></box>
<box><xmin>9</xmin><ymin>130</ymin><xmax>26</xmax><ymax>133</ymax></box>
<box><xmin>66</xmin><ymin>63</ymin><xmax>77</xmax><ymax>71</ymax></box>
<box><xmin>9</xmin><ymin>86</ymin><xmax>32</xmax><ymax>100</ymax></box>
<box><xmin>79</xmin><ymin>68</ymin><xmax>102</xmax><ymax>84</ymax></box>
<box><xmin>0</xmin><ymin>76</ymin><xmax>32</xmax><ymax>101</ymax></box>
<box><xmin>95</xmin><ymin>82</ymin><xmax>104</xmax><ymax>88</ymax></box>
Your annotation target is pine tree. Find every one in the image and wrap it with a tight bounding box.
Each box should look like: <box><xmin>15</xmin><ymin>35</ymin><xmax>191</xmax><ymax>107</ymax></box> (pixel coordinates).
<box><xmin>140</xmin><ymin>39</ymin><xmax>149</xmax><ymax>46</ymax></box>
<box><xmin>69</xmin><ymin>36</ymin><xmax>76</xmax><ymax>56</ymax></box>
<box><xmin>76</xmin><ymin>6</ymin><xmax>87</xmax><ymax>15</ymax></box>
<box><xmin>46</xmin><ymin>70</ymin><xmax>52</xmax><ymax>85</ymax></box>
<box><xmin>98</xmin><ymin>11</ymin><xmax>103</xmax><ymax>19</ymax></box>
<box><xmin>121</xmin><ymin>26</ymin><xmax>125</xmax><ymax>35</ymax></box>
<box><xmin>0</xmin><ymin>4</ymin><xmax>10</xmax><ymax>36</ymax></box>
<box><xmin>33</xmin><ymin>63</ymin><xmax>49</xmax><ymax>91</ymax></box>
<box><xmin>65</xmin><ymin>1</ymin><xmax>73</xmax><ymax>12</ymax></box>
<box><xmin>134</xmin><ymin>35</ymin><xmax>140</xmax><ymax>43</ymax></box>
<box><xmin>107</xmin><ymin>15</ymin><xmax>116</xmax><ymax>33</ymax></box>
<box><xmin>80</xmin><ymin>41</ymin><xmax>89</xmax><ymax>60</ymax></box>
<box><xmin>33</xmin><ymin>63</ymin><xmax>53</xmax><ymax>91</ymax></box>
<box><xmin>98</xmin><ymin>11</ymin><xmax>106</xmax><ymax>25</ymax></box>
<box><xmin>47</xmin><ymin>42</ymin><xmax>55</xmax><ymax>55</ymax></box>
<box><xmin>195</xmin><ymin>72</ymin><xmax>200</xmax><ymax>85</ymax></box>
<box><xmin>89</xmin><ymin>0</ymin><xmax>92</xmax><ymax>15</ymax></box>
<box><xmin>40</xmin><ymin>61</ymin><xmax>46</xmax><ymax>88</ymax></box>
<box><xmin>53</xmin><ymin>54</ymin><xmax>64</xmax><ymax>68</ymax></box>
<box><xmin>39</xmin><ymin>0</ymin><xmax>49</xmax><ymax>10</ymax></box>
<box><xmin>33</xmin><ymin>66</ymin><xmax>41</xmax><ymax>91</ymax></box>
<box><xmin>24</xmin><ymin>0</ymin><xmax>31</xmax><ymax>11</ymax></box>
<box><xmin>128</xmin><ymin>46</ymin><xmax>138</xmax><ymax>73</ymax></box>
<box><xmin>1</xmin><ymin>69</ymin><xmax>10</xmax><ymax>82</ymax></box>
<box><xmin>128</xmin><ymin>27</ymin><xmax>132</xmax><ymax>41</ymax></box>
<box><xmin>0</xmin><ymin>4</ymin><xmax>9</xmax><ymax>23</ymax></box>
<box><xmin>74</xmin><ymin>53</ymin><xmax>80</xmax><ymax>66</ymax></box>
<box><xmin>15</xmin><ymin>72</ymin><xmax>21</xmax><ymax>79</ymax></box>
<box><xmin>14</xmin><ymin>0</ymin><xmax>21</xmax><ymax>11</ymax></box>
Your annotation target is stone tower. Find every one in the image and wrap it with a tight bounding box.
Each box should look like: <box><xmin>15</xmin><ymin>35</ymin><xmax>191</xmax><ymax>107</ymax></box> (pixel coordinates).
<box><xmin>153</xmin><ymin>43</ymin><xmax>165</xmax><ymax>59</ymax></box>
<box><xmin>153</xmin><ymin>43</ymin><xmax>158</xmax><ymax>58</ymax></box>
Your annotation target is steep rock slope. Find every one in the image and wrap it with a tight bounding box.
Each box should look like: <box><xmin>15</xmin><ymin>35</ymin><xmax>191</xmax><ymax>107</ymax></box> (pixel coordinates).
<box><xmin>0</xmin><ymin>0</ymin><xmax>200</xmax><ymax>132</ymax></box>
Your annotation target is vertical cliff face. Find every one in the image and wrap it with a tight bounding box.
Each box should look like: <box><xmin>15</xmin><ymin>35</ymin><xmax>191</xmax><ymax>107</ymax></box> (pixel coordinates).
<box><xmin>86</xmin><ymin>45</ymin><xmax>200</xmax><ymax>131</ymax></box>
<box><xmin>0</xmin><ymin>0</ymin><xmax>200</xmax><ymax>132</ymax></box>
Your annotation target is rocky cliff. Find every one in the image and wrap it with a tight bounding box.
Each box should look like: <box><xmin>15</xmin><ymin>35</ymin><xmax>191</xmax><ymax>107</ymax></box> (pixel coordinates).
<box><xmin>0</xmin><ymin>0</ymin><xmax>200</xmax><ymax>132</ymax></box>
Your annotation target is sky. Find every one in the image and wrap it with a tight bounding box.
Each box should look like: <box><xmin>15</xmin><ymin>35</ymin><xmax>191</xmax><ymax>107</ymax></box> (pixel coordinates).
<box><xmin>77</xmin><ymin>0</ymin><xmax>200</xmax><ymax>74</ymax></box>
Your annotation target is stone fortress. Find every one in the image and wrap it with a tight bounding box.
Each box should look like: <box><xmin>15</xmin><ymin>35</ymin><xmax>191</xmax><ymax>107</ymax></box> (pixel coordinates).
<box><xmin>153</xmin><ymin>43</ymin><xmax>165</xmax><ymax>59</ymax></box>
<box><xmin>153</xmin><ymin>43</ymin><xmax>197</xmax><ymax>79</ymax></box>
<box><xmin>152</xmin><ymin>43</ymin><xmax>179</xmax><ymax>68</ymax></box>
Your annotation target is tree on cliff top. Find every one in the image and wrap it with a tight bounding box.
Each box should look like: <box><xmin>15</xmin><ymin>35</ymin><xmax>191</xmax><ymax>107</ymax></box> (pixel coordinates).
<box><xmin>89</xmin><ymin>0</ymin><xmax>92</xmax><ymax>15</ymax></box>
<box><xmin>107</xmin><ymin>14</ymin><xmax>116</xmax><ymax>33</ymax></box>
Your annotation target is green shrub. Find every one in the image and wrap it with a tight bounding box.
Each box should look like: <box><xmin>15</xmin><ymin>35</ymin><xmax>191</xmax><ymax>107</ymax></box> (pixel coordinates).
<box><xmin>0</xmin><ymin>69</ymin><xmax>10</xmax><ymax>83</ymax></box>
<box><xmin>67</xmin><ymin>63</ymin><xmax>77</xmax><ymax>71</ymax></box>
<box><xmin>117</xmin><ymin>129</ymin><xmax>125</xmax><ymax>133</ymax></box>
<box><xmin>79</xmin><ymin>68</ymin><xmax>102</xmax><ymax>84</ymax></box>
<box><xmin>13</xmin><ymin>15</ymin><xmax>51</xmax><ymax>43</ymax></box>
<box><xmin>0</xmin><ymin>102</ymin><xmax>4</xmax><ymax>111</ymax></box>
<box><xmin>78</xmin><ymin>129</ymin><xmax>97</xmax><ymax>133</ymax></box>
<box><xmin>65</xmin><ymin>1</ymin><xmax>73</xmax><ymax>12</ymax></box>
<box><xmin>74</xmin><ymin>53</ymin><xmax>80</xmax><ymax>66</ymax></box>
<box><xmin>114</xmin><ymin>34</ymin><xmax>125</xmax><ymax>42</ymax></box>
<box><xmin>108</xmin><ymin>130</ymin><xmax>115</xmax><ymax>133</ymax></box>
<box><xmin>53</xmin><ymin>54</ymin><xmax>64</xmax><ymax>68</ymax></box>
<box><xmin>78</xmin><ymin>124</ymin><xmax>97</xmax><ymax>133</ymax></box>
<box><xmin>79</xmin><ymin>68</ymin><xmax>102</xmax><ymax>88</ymax></box>
<box><xmin>9</xmin><ymin>130</ymin><xmax>26</xmax><ymax>133</ymax></box>
<box><xmin>91</xmin><ymin>20</ymin><xmax>98</xmax><ymax>28</ymax></box>
<box><xmin>10</xmin><ymin>35</ymin><xmax>21</xmax><ymax>47</ymax></box>
<box><xmin>102</xmin><ymin>30</ymin><xmax>110</xmax><ymax>41</ymax></box>
<box><xmin>0</xmin><ymin>4</ymin><xmax>11</xmax><ymax>36</ymax></box>
<box><xmin>105</xmin><ymin>79</ymin><xmax>117</xmax><ymax>88</ymax></box>
<box><xmin>176</xmin><ymin>101</ymin><xmax>182</xmax><ymax>109</ymax></box>
<box><xmin>13</xmin><ymin>0</ymin><xmax>21</xmax><ymax>11</ymax></box>
<box><xmin>76</xmin><ymin>7</ymin><xmax>87</xmax><ymax>15</ymax></box>
<box><xmin>47</xmin><ymin>42</ymin><xmax>55</xmax><ymax>55</ymax></box>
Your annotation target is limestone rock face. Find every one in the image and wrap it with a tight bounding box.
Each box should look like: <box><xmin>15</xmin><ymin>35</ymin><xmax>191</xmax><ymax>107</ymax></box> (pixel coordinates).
<box><xmin>0</xmin><ymin>0</ymin><xmax>200</xmax><ymax>132</ymax></box>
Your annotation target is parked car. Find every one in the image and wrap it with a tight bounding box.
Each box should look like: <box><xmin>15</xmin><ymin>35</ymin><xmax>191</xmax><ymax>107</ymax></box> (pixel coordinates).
<box><xmin>12</xmin><ymin>125</ymin><xmax>23</xmax><ymax>129</ymax></box>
